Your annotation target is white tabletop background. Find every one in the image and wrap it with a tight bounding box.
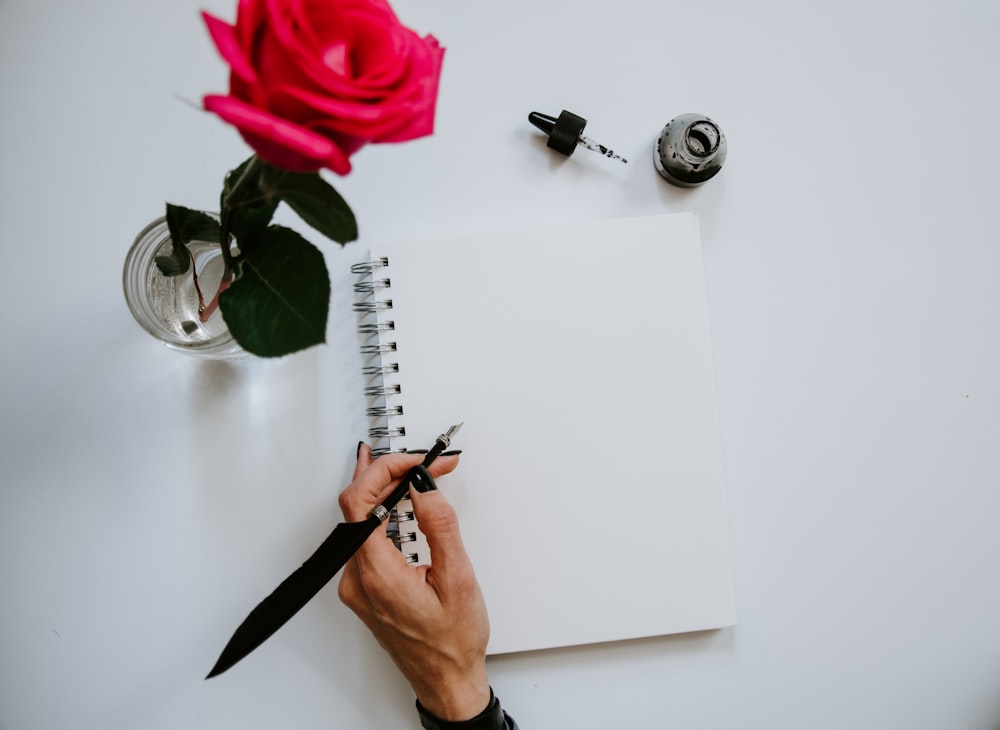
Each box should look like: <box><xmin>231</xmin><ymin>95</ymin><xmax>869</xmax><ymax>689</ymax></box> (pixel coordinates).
<box><xmin>2</xmin><ymin>1</ymin><xmax>999</xmax><ymax>728</ymax></box>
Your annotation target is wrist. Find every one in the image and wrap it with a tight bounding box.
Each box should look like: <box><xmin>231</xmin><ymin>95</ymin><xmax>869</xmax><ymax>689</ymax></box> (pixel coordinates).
<box><xmin>413</xmin><ymin>668</ymin><xmax>491</xmax><ymax>722</ymax></box>
<box><xmin>417</xmin><ymin>687</ymin><xmax>512</xmax><ymax>730</ymax></box>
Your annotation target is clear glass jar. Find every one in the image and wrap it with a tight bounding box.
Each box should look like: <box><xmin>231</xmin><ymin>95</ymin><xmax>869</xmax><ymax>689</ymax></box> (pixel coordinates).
<box><xmin>122</xmin><ymin>217</ymin><xmax>245</xmax><ymax>359</ymax></box>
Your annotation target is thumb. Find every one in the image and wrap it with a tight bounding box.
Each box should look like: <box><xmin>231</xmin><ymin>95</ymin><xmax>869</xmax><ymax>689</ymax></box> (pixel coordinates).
<box><xmin>409</xmin><ymin>489</ymin><xmax>474</xmax><ymax>585</ymax></box>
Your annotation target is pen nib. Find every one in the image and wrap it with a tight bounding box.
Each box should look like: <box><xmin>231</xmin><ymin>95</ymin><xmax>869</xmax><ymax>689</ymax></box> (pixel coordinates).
<box><xmin>442</xmin><ymin>422</ymin><xmax>463</xmax><ymax>446</ymax></box>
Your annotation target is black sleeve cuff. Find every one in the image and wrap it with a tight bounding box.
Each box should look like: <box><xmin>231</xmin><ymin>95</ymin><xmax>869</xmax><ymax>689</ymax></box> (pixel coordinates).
<box><xmin>415</xmin><ymin>688</ymin><xmax>518</xmax><ymax>730</ymax></box>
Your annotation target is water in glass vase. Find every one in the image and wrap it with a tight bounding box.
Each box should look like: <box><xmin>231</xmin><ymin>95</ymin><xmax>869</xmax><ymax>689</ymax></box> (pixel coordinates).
<box><xmin>123</xmin><ymin>217</ymin><xmax>245</xmax><ymax>358</ymax></box>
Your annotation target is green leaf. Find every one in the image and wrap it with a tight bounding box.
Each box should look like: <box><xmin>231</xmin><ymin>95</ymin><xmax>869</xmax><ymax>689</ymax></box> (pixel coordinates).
<box><xmin>156</xmin><ymin>204</ymin><xmax>222</xmax><ymax>276</ymax></box>
<box><xmin>222</xmin><ymin>156</ymin><xmax>278</xmax><ymax>248</ymax></box>
<box><xmin>272</xmin><ymin>171</ymin><xmax>358</xmax><ymax>245</ymax></box>
<box><xmin>154</xmin><ymin>246</ymin><xmax>189</xmax><ymax>276</ymax></box>
<box><xmin>166</xmin><ymin>203</ymin><xmax>221</xmax><ymax>243</ymax></box>
<box><xmin>218</xmin><ymin>225</ymin><xmax>330</xmax><ymax>357</ymax></box>
<box><xmin>220</xmin><ymin>155</ymin><xmax>258</xmax><ymax>210</ymax></box>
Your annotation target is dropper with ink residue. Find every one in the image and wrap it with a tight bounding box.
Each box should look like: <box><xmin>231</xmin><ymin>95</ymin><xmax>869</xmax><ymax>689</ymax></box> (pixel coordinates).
<box><xmin>528</xmin><ymin>109</ymin><xmax>627</xmax><ymax>163</ymax></box>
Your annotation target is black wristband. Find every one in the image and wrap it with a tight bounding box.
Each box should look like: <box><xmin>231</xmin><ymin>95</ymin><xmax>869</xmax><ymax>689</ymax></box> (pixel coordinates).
<box><xmin>415</xmin><ymin>688</ymin><xmax>518</xmax><ymax>730</ymax></box>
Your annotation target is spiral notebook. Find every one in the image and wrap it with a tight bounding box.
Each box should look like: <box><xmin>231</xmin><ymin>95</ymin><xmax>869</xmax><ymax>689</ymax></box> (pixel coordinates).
<box><xmin>350</xmin><ymin>213</ymin><xmax>735</xmax><ymax>655</ymax></box>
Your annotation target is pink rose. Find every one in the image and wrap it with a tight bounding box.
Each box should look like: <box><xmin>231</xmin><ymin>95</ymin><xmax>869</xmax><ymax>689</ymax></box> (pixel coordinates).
<box><xmin>202</xmin><ymin>0</ymin><xmax>445</xmax><ymax>175</ymax></box>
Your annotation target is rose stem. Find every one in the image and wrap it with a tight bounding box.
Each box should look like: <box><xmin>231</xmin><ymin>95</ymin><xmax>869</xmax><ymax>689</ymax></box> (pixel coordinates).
<box><xmin>189</xmin><ymin>248</ymin><xmax>207</xmax><ymax>314</ymax></box>
<box><xmin>199</xmin><ymin>155</ymin><xmax>265</xmax><ymax>322</ymax></box>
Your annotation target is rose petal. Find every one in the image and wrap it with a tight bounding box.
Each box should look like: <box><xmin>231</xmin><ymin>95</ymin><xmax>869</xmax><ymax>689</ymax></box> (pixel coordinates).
<box><xmin>254</xmin><ymin>0</ymin><xmax>334</xmax><ymax>96</ymax></box>
<box><xmin>265</xmin><ymin>85</ymin><xmax>400</xmax><ymax>138</ymax></box>
<box><xmin>263</xmin><ymin>0</ymin><xmax>319</xmax><ymax>67</ymax></box>
<box><xmin>201</xmin><ymin>12</ymin><xmax>258</xmax><ymax>84</ymax></box>
<box><xmin>347</xmin><ymin>15</ymin><xmax>409</xmax><ymax>88</ymax></box>
<box><xmin>266</xmin><ymin>35</ymin><xmax>443</xmax><ymax>142</ymax></box>
<box><xmin>274</xmin><ymin>1</ymin><xmax>403</xmax><ymax>98</ymax></box>
<box><xmin>322</xmin><ymin>41</ymin><xmax>350</xmax><ymax>77</ymax></box>
<box><xmin>354</xmin><ymin>28</ymin><xmax>444</xmax><ymax>97</ymax></box>
<box><xmin>234</xmin><ymin>0</ymin><xmax>267</xmax><ymax>53</ymax></box>
<box><xmin>308</xmin><ymin>121</ymin><xmax>368</xmax><ymax>158</ymax></box>
<box><xmin>203</xmin><ymin>94</ymin><xmax>351</xmax><ymax>174</ymax></box>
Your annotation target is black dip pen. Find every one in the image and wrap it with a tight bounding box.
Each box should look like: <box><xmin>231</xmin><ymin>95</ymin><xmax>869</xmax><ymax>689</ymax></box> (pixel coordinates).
<box><xmin>206</xmin><ymin>422</ymin><xmax>463</xmax><ymax>678</ymax></box>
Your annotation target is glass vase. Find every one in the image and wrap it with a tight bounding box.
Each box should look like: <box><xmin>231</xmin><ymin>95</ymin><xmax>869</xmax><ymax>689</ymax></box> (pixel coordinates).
<box><xmin>122</xmin><ymin>216</ymin><xmax>245</xmax><ymax>359</ymax></box>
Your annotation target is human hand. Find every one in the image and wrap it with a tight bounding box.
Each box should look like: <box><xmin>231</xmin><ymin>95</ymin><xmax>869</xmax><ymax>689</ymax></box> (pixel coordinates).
<box><xmin>338</xmin><ymin>444</ymin><xmax>492</xmax><ymax>722</ymax></box>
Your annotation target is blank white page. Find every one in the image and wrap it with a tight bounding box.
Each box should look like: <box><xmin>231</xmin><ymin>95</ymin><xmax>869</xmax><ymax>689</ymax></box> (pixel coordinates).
<box><xmin>355</xmin><ymin>213</ymin><xmax>735</xmax><ymax>655</ymax></box>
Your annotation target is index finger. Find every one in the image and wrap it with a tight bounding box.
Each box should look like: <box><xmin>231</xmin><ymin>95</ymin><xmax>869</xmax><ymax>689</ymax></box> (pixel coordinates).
<box><xmin>339</xmin><ymin>446</ymin><xmax>461</xmax><ymax>522</ymax></box>
<box><xmin>339</xmin><ymin>450</ymin><xmax>425</xmax><ymax>521</ymax></box>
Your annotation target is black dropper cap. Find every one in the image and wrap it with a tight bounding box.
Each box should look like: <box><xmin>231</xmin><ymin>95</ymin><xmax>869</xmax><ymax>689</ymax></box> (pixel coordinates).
<box><xmin>528</xmin><ymin>110</ymin><xmax>587</xmax><ymax>156</ymax></box>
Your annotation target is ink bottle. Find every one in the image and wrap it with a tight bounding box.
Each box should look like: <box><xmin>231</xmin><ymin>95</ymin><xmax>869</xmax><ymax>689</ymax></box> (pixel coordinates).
<box><xmin>654</xmin><ymin>114</ymin><xmax>727</xmax><ymax>187</ymax></box>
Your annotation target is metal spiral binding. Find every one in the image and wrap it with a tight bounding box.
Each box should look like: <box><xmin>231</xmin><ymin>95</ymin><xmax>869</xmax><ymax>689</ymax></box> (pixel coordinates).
<box><xmin>362</xmin><ymin>363</ymin><xmax>399</xmax><ymax>376</ymax></box>
<box><xmin>366</xmin><ymin>405</ymin><xmax>404</xmax><ymax>417</ymax></box>
<box><xmin>358</xmin><ymin>321</ymin><xmax>395</xmax><ymax>334</ymax></box>
<box><xmin>368</xmin><ymin>426</ymin><xmax>406</xmax><ymax>439</ymax></box>
<box><xmin>354</xmin><ymin>255</ymin><xmax>419</xmax><ymax>562</ymax></box>
<box><xmin>353</xmin><ymin>278</ymin><xmax>391</xmax><ymax>294</ymax></box>
<box><xmin>353</xmin><ymin>299</ymin><xmax>392</xmax><ymax>313</ymax></box>
<box><xmin>351</xmin><ymin>257</ymin><xmax>388</xmax><ymax>274</ymax></box>
<box><xmin>364</xmin><ymin>384</ymin><xmax>401</xmax><ymax>397</ymax></box>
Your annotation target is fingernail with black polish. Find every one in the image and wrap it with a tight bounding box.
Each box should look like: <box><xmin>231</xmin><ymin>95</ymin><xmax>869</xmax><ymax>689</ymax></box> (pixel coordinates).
<box><xmin>440</xmin><ymin>449</ymin><xmax>463</xmax><ymax>456</ymax></box>
<box><xmin>406</xmin><ymin>449</ymin><xmax>429</xmax><ymax>455</ymax></box>
<box><xmin>410</xmin><ymin>464</ymin><xmax>438</xmax><ymax>493</ymax></box>
<box><xmin>356</xmin><ymin>441</ymin><xmax>365</xmax><ymax>459</ymax></box>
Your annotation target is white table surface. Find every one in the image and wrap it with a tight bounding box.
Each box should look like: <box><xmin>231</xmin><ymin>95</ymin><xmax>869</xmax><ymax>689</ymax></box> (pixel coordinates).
<box><xmin>3</xmin><ymin>1</ymin><xmax>999</xmax><ymax>728</ymax></box>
